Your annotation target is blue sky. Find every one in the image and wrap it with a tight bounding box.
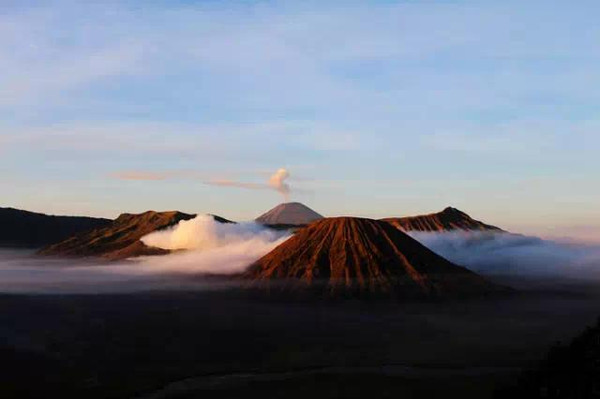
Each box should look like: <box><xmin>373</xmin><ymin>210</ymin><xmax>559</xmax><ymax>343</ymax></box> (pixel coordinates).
<box><xmin>1</xmin><ymin>0</ymin><xmax>599</xmax><ymax>241</ymax></box>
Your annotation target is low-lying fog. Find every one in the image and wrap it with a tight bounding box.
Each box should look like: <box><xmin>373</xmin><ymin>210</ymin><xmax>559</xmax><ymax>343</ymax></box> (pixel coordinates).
<box><xmin>408</xmin><ymin>231</ymin><xmax>600</xmax><ymax>280</ymax></box>
<box><xmin>1</xmin><ymin>215</ymin><xmax>599</xmax><ymax>294</ymax></box>
<box><xmin>0</xmin><ymin>215</ymin><xmax>290</xmax><ymax>293</ymax></box>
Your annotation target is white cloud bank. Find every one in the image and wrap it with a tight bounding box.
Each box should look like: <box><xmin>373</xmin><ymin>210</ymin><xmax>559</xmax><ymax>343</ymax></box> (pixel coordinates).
<box><xmin>409</xmin><ymin>231</ymin><xmax>600</xmax><ymax>280</ymax></box>
<box><xmin>1</xmin><ymin>221</ymin><xmax>599</xmax><ymax>294</ymax></box>
<box><xmin>137</xmin><ymin>214</ymin><xmax>289</xmax><ymax>274</ymax></box>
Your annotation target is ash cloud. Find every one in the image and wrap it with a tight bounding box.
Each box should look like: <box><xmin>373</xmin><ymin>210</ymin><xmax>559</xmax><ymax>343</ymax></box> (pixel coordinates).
<box><xmin>268</xmin><ymin>168</ymin><xmax>290</xmax><ymax>201</ymax></box>
<box><xmin>408</xmin><ymin>231</ymin><xmax>600</xmax><ymax>280</ymax></box>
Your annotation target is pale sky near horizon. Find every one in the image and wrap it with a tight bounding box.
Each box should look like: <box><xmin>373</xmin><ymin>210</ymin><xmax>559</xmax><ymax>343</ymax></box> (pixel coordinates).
<box><xmin>1</xmin><ymin>0</ymin><xmax>599</xmax><ymax>242</ymax></box>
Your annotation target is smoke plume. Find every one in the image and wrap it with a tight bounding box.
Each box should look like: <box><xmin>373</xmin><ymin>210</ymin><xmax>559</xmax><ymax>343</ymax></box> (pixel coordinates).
<box><xmin>204</xmin><ymin>168</ymin><xmax>292</xmax><ymax>201</ymax></box>
<box><xmin>268</xmin><ymin>168</ymin><xmax>290</xmax><ymax>201</ymax></box>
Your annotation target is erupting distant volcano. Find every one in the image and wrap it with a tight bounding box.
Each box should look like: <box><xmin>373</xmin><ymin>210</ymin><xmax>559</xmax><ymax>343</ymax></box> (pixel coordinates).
<box><xmin>255</xmin><ymin>202</ymin><xmax>324</xmax><ymax>227</ymax></box>
<box><xmin>244</xmin><ymin>217</ymin><xmax>502</xmax><ymax>298</ymax></box>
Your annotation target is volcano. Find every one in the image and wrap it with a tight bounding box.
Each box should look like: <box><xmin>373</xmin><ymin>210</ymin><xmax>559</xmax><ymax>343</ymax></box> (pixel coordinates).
<box><xmin>244</xmin><ymin>217</ymin><xmax>500</xmax><ymax>298</ymax></box>
<box><xmin>383</xmin><ymin>207</ymin><xmax>503</xmax><ymax>232</ymax></box>
<box><xmin>256</xmin><ymin>202</ymin><xmax>323</xmax><ymax>227</ymax></box>
<box><xmin>39</xmin><ymin>211</ymin><xmax>232</xmax><ymax>260</ymax></box>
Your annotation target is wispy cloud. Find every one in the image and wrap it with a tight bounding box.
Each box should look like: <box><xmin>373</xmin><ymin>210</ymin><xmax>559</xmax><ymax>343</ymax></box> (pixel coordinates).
<box><xmin>0</xmin><ymin>7</ymin><xmax>148</xmax><ymax>108</ymax></box>
<box><xmin>420</xmin><ymin>119</ymin><xmax>600</xmax><ymax>155</ymax></box>
<box><xmin>110</xmin><ymin>171</ymin><xmax>176</xmax><ymax>181</ymax></box>
<box><xmin>204</xmin><ymin>168</ymin><xmax>292</xmax><ymax>201</ymax></box>
<box><xmin>109</xmin><ymin>168</ymin><xmax>294</xmax><ymax>201</ymax></box>
<box><xmin>423</xmin><ymin>131</ymin><xmax>522</xmax><ymax>153</ymax></box>
<box><xmin>3</xmin><ymin>1</ymin><xmax>598</xmax><ymax>119</ymax></box>
<box><xmin>204</xmin><ymin>180</ymin><xmax>268</xmax><ymax>190</ymax></box>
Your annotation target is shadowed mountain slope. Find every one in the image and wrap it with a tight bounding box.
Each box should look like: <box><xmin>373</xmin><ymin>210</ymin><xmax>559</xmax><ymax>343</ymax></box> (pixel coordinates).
<box><xmin>256</xmin><ymin>202</ymin><xmax>323</xmax><ymax>226</ymax></box>
<box><xmin>0</xmin><ymin>207</ymin><xmax>111</xmax><ymax>248</ymax></box>
<box><xmin>383</xmin><ymin>207</ymin><xmax>503</xmax><ymax>232</ymax></box>
<box><xmin>244</xmin><ymin>217</ymin><xmax>502</xmax><ymax>298</ymax></box>
<box><xmin>39</xmin><ymin>211</ymin><xmax>233</xmax><ymax>260</ymax></box>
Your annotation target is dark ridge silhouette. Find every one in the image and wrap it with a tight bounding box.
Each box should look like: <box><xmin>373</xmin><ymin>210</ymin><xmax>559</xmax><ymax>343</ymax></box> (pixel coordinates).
<box><xmin>256</xmin><ymin>202</ymin><xmax>323</xmax><ymax>226</ymax></box>
<box><xmin>261</xmin><ymin>223</ymin><xmax>307</xmax><ymax>234</ymax></box>
<box><xmin>39</xmin><ymin>211</ymin><xmax>233</xmax><ymax>260</ymax></box>
<box><xmin>244</xmin><ymin>217</ymin><xmax>503</xmax><ymax>298</ymax></box>
<box><xmin>497</xmin><ymin>317</ymin><xmax>600</xmax><ymax>398</ymax></box>
<box><xmin>383</xmin><ymin>207</ymin><xmax>503</xmax><ymax>232</ymax></box>
<box><xmin>0</xmin><ymin>207</ymin><xmax>111</xmax><ymax>248</ymax></box>
<box><xmin>210</xmin><ymin>214</ymin><xmax>235</xmax><ymax>224</ymax></box>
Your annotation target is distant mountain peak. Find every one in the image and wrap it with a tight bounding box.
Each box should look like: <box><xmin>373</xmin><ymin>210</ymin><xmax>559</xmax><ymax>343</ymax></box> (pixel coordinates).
<box><xmin>442</xmin><ymin>206</ymin><xmax>461</xmax><ymax>213</ymax></box>
<box><xmin>255</xmin><ymin>202</ymin><xmax>323</xmax><ymax>226</ymax></box>
<box><xmin>382</xmin><ymin>207</ymin><xmax>503</xmax><ymax>232</ymax></box>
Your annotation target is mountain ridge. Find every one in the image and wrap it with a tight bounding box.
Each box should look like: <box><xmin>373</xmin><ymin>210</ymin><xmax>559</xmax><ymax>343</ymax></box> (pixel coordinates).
<box><xmin>0</xmin><ymin>207</ymin><xmax>111</xmax><ymax>248</ymax></box>
<box><xmin>39</xmin><ymin>211</ymin><xmax>233</xmax><ymax>260</ymax></box>
<box><xmin>382</xmin><ymin>207</ymin><xmax>503</xmax><ymax>232</ymax></box>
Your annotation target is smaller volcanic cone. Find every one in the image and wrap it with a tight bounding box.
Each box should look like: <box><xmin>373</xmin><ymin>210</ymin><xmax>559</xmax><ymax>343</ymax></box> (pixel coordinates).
<box><xmin>256</xmin><ymin>202</ymin><xmax>323</xmax><ymax>226</ymax></box>
<box><xmin>244</xmin><ymin>217</ymin><xmax>502</xmax><ymax>298</ymax></box>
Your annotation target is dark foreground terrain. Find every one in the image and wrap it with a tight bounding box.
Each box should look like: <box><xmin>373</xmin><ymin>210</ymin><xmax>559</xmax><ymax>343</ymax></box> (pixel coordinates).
<box><xmin>2</xmin><ymin>276</ymin><xmax>600</xmax><ymax>399</ymax></box>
